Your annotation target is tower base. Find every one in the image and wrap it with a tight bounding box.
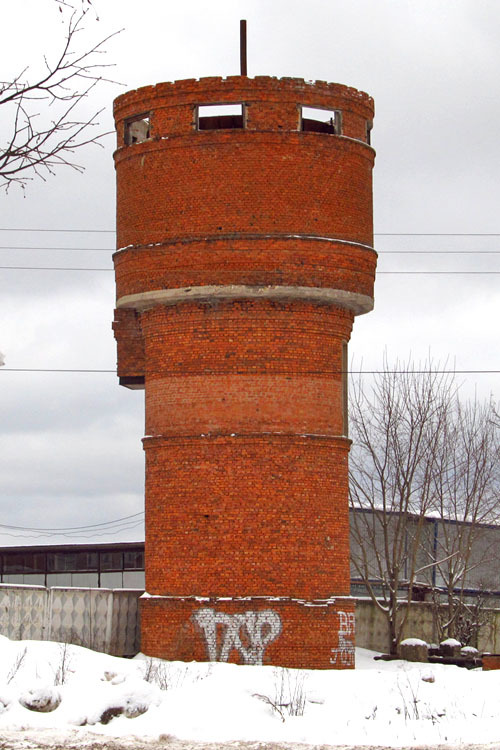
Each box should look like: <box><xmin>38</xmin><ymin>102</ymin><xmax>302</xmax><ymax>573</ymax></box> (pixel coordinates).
<box><xmin>140</xmin><ymin>594</ymin><xmax>355</xmax><ymax>669</ymax></box>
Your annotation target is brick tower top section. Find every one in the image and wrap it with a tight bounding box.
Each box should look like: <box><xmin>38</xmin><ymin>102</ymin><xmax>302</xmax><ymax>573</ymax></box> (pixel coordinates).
<box><xmin>114</xmin><ymin>76</ymin><xmax>373</xmax><ymax>133</ymax></box>
<box><xmin>114</xmin><ymin>75</ymin><xmax>373</xmax><ymax>123</ymax></box>
<box><xmin>113</xmin><ymin>75</ymin><xmax>376</xmax><ymax>317</ymax></box>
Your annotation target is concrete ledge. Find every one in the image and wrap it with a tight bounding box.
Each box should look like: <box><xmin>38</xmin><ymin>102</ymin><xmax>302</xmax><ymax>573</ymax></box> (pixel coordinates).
<box><xmin>117</xmin><ymin>284</ymin><xmax>373</xmax><ymax>316</ymax></box>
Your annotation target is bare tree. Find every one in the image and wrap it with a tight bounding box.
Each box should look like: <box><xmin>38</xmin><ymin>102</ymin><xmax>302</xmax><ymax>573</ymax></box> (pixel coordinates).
<box><xmin>428</xmin><ymin>397</ymin><xmax>500</xmax><ymax>643</ymax></box>
<box><xmin>0</xmin><ymin>1</ymin><xmax>119</xmax><ymax>189</ymax></box>
<box><xmin>349</xmin><ymin>359</ymin><xmax>456</xmax><ymax>654</ymax></box>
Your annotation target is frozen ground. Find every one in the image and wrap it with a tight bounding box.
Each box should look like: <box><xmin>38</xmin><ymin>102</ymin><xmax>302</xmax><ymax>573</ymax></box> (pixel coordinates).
<box><xmin>0</xmin><ymin>636</ymin><xmax>499</xmax><ymax>749</ymax></box>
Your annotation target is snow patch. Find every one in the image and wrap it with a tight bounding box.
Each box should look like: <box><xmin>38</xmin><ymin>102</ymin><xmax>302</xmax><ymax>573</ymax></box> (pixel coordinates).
<box><xmin>440</xmin><ymin>638</ymin><xmax>462</xmax><ymax>647</ymax></box>
<box><xmin>0</xmin><ymin>636</ymin><xmax>498</xmax><ymax>748</ymax></box>
<box><xmin>400</xmin><ymin>638</ymin><xmax>428</xmax><ymax>647</ymax></box>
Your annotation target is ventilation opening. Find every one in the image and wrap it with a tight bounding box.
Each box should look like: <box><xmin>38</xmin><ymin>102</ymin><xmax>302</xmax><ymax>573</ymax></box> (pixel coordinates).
<box><xmin>197</xmin><ymin>103</ymin><xmax>244</xmax><ymax>130</ymax></box>
<box><xmin>124</xmin><ymin>114</ymin><xmax>151</xmax><ymax>145</ymax></box>
<box><xmin>301</xmin><ymin>106</ymin><xmax>341</xmax><ymax>135</ymax></box>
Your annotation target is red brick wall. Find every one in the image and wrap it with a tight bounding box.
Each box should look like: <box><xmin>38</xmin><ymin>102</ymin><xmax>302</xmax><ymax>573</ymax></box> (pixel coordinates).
<box><xmin>114</xmin><ymin>76</ymin><xmax>373</xmax><ymax>143</ymax></box>
<box><xmin>114</xmin><ymin>134</ymin><xmax>373</xmax><ymax>249</ymax></box>
<box><xmin>113</xmin><ymin>77</ymin><xmax>374</xmax><ymax>250</ymax></box>
<box><xmin>114</xmin><ymin>235</ymin><xmax>376</xmax><ymax>302</ymax></box>
<box><xmin>140</xmin><ymin>595</ymin><xmax>356</xmax><ymax>669</ymax></box>
<box><xmin>141</xmin><ymin>300</ymin><xmax>352</xmax><ymax>435</ymax></box>
<box><xmin>112</xmin><ymin>308</ymin><xmax>144</xmax><ymax>378</ymax></box>
<box><xmin>113</xmin><ymin>76</ymin><xmax>376</xmax><ymax>668</ymax></box>
<box><xmin>143</xmin><ymin>433</ymin><xmax>351</xmax><ymax>597</ymax></box>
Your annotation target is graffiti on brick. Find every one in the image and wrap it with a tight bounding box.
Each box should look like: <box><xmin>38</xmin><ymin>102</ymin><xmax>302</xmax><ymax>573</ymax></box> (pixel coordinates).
<box><xmin>192</xmin><ymin>608</ymin><xmax>282</xmax><ymax>665</ymax></box>
<box><xmin>330</xmin><ymin>610</ymin><xmax>355</xmax><ymax>666</ymax></box>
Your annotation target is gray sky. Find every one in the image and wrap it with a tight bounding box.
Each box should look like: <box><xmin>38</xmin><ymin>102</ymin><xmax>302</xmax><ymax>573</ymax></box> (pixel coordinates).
<box><xmin>1</xmin><ymin>0</ymin><xmax>500</xmax><ymax>545</ymax></box>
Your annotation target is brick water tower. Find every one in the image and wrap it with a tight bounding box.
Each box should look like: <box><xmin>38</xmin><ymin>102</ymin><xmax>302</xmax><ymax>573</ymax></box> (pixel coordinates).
<box><xmin>112</xmin><ymin>66</ymin><xmax>376</xmax><ymax>669</ymax></box>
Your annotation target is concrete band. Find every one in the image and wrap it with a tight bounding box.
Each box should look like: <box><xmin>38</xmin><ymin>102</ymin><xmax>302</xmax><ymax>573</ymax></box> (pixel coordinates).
<box><xmin>140</xmin><ymin>593</ymin><xmax>353</xmax><ymax>606</ymax></box>
<box><xmin>114</xmin><ymin>232</ymin><xmax>376</xmax><ymax>254</ymax></box>
<box><xmin>117</xmin><ymin>284</ymin><xmax>374</xmax><ymax>316</ymax></box>
<box><xmin>142</xmin><ymin>433</ymin><xmax>352</xmax><ymax>444</ymax></box>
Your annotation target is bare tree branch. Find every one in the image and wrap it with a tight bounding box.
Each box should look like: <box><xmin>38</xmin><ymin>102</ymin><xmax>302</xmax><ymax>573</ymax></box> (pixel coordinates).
<box><xmin>0</xmin><ymin>3</ymin><xmax>121</xmax><ymax>190</ymax></box>
<box><xmin>426</xmin><ymin>397</ymin><xmax>500</xmax><ymax>642</ymax></box>
<box><xmin>349</xmin><ymin>357</ymin><xmax>458</xmax><ymax>653</ymax></box>
<box><xmin>350</xmin><ymin>357</ymin><xmax>500</xmax><ymax>652</ymax></box>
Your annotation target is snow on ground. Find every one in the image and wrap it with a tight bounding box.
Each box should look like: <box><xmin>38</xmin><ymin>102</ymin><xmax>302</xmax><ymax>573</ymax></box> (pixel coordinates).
<box><xmin>0</xmin><ymin>635</ymin><xmax>499</xmax><ymax>748</ymax></box>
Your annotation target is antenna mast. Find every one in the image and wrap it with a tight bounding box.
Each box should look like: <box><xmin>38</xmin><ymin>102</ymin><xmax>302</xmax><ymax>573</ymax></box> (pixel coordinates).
<box><xmin>240</xmin><ymin>20</ymin><xmax>247</xmax><ymax>76</ymax></box>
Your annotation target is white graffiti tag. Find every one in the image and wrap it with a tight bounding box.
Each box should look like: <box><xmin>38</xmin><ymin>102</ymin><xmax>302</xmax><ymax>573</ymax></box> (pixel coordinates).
<box><xmin>192</xmin><ymin>608</ymin><xmax>282</xmax><ymax>665</ymax></box>
<box><xmin>330</xmin><ymin>610</ymin><xmax>355</xmax><ymax>667</ymax></box>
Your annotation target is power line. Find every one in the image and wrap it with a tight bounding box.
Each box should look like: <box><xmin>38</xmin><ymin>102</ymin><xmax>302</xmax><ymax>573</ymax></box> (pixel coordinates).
<box><xmin>0</xmin><ymin>228</ymin><xmax>115</xmax><ymax>233</ymax></box>
<box><xmin>1</xmin><ymin>368</ymin><xmax>115</xmax><ymax>373</ymax></box>
<box><xmin>0</xmin><ymin>266</ymin><xmax>112</xmax><ymax>271</ymax></box>
<box><xmin>376</xmin><ymin>233</ymin><xmax>500</xmax><ymax>237</ymax></box>
<box><xmin>1</xmin><ymin>228</ymin><xmax>500</xmax><ymax>236</ymax></box>
<box><xmin>0</xmin><ymin>511</ymin><xmax>144</xmax><ymax>533</ymax></box>
<box><xmin>2</xmin><ymin>266</ymin><xmax>500</xmax><ymax>275</ymax></box>
<box><xmin>2</xmin><ymin>247</ymin><xmax>500</xmax><ymax>254</ymax></box>
<box><xmin>2</xmin><ymin>368</ymin><xmax>500</xmax><ymax>375</ymax></box>
<box><xmin>380</xmin><ymin>251</ymin><xmax>500</xmax><ymax>254</ymax></box>
<box><xmin>0</xmin><ymin>251</ymin><xmax>114</xmax><ymax>253</ymax></box>
<box><xmin>378</xmin><ymin>271</ymin><xmax>500</xmax><ymax>275</ymax></box>
<box><xmin>0</xmin><ymin>521</ymin><xmax>145</xmax><ymax>540</ymax></box>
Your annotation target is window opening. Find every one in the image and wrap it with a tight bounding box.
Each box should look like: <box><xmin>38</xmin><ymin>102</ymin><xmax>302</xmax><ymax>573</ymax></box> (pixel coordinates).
<box><xmin>4</xmin><ymin>552</ymin><xmax>46</xmax><ymax>574</ymax></box>
<box><xmin>47</xmin><ymin>551</ymin><xmax>98</xmax><ymax>572</ymax></box>
<box><xmin>124</xmin><ymin>549</ymin><xmax>144</xmax><ymax>569</ymax></box>
<box><xmin>100</xmin><ymin>551</ymin><xmax>123</xmax><ymax>571</ymax></box>
<box><xmin>366</xmin><ymin>120</ymin><xmax>373</xmax><ymax>146</ymax></box>
<box><xmin>197</xmin><ymin>103</ymin><xmax>244</xmax><ymax>130</ymax></box>
<box><xmin>301</xmin><ymin>106</ymin><xmax>341</xmax><ymax>135</ymax></box>
<box><xmin>342</xmin><ymin>341</ymin><xmax>348</xmax><ymax>436</ymax></box>
<box><xmin>124</xmin><ymin>114</ymin><xmax>151</xmax><ymax>145</ymax></box>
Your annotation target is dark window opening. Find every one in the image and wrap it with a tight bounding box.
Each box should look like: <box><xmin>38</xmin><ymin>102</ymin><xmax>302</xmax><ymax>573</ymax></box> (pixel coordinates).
<box><xmin>124</xmin><ymin>550</ymin><xmax>144</xmax><ymax>569</ymax></box>
<box><xmin>301</xmin><ymin>106</ymin><xmax>341</xmax><ymax>135</ymax></box>
<box><xmin>100</xmin><ymin>551</ymin><xmax>123</xmax><ymax>571</ymax></box>
<box><xmin>197</xmin><ymin>103</ymin><xmax>244</xmax><ymax>130</ymax></box>
<box><xmin>342</xmin><ymin>341</ymin><xmax>348</xmax><ymax>437</ymax></box>
<box><xmin>4</xmin><ymin>552</ymin><xmax>46</xmax><ymax>574</ymax></box>
<box><xmin>124</xmin><ymin>114</ymin><xmax>151</xmax><ymax>145</ymax></box>
<box><xmin>366</xmin><ymin>120</ymin><xmax>373</xmax><ymax>145</ymax></box>
<box><xmin>47</xmin><ymin>551</ymin><xmax>98</xmax><ymax>572</ymax></box>
<box><xmin>0</xmin><ymin>544</ymin><xmax>145</xmax><ymax>589</ymax></box>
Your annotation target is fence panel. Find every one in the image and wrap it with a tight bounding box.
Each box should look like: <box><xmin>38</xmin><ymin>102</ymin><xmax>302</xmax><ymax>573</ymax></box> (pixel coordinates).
<box><xmin>0</xmin><ymin>584</ymin><xmax>140</xmax><ymax>656</ymax></box>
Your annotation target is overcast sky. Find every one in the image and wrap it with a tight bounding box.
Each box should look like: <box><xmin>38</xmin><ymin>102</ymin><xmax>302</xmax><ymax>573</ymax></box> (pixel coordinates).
<box><xmin>1</xmin><ymin>0</ymin><xmax>499</xmax><ymax>546</ymax></box>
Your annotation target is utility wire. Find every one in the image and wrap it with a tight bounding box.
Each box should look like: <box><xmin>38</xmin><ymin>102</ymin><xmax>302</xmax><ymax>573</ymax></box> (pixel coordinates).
<box><xmin>378</xmin><ymin>271</ymin><xmax>500</xmax><ymax>275</ymax></box>
<box><xmin>1</xmin><ymin>368</ymin><xmax>115</xmax><ymax>372</ymax></box>
<box><xmin>2</xmin><ymin>266</ymin><xmax>500</xmax><ymax>274</ymax></box>
<box><xmin>1</xmin><ymin>228</ymin><xmax>500</xmax><ymax>236</ymax></box>
<box><xmin>0</xmin><ymin>228</ymin><xmax>115</xmax><ymax>233</ymax></box>
<box><xmin>0</xmin><ymin>266</ymin><xmax>115</xmax><ymax>271</ymax></box>
<box><xmin>0</xmin><ymin>511</ymin><xmax>144</xmax><ymax>533</ymax></box>
<box><xmin>0</xmin><ymin>251</ymin><xmax>114</xmax><ymax>253</ymax></box>
<box><xmin>3</xmin><ymin>250</ymin><xmax>500</xmax><ymax>257</ymax></box>
<box><xmin>380</xmin><ymin>251</ymin><xmax>500</xmax><ymax>254</ymax></box>
<box><xmin>2</xmin><ymin>368</ymin><xmax>500</xmax><ymax>375</ymax></box>
<box><xmin>0</xmin><ymin>521</ymin><xmax>145</xmax><ymax>540</ymax></box>
<box><xmin>0</xmin><ymin>266</ymin><xmax>112</xmax><ymax>271</ymax></box>
<box><xmin>375</xmin><ymin>233</ymin><xmax>500</xmax><ymax>237</ymax></box>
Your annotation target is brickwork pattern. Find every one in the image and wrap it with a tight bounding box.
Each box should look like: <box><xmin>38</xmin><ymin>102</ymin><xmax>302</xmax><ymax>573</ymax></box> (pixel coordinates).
<box><xmin>143</xmin><ymin>434</ymin><xmax>351</xmax><ymax>597</ymax></box>
<box><xmin>140</xmin><ymin>595</ymin><xmax>356</xmax><ymax>670</ymax></box>
<box><xmin>114</xmin><ymin>135</ymin><xmax>374</xmax><ymax>249</ymax></box>
<box><xmin>114</xmin><ymin>235</ymin><xmax>375</xmax><ymax>303</ymax></box>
